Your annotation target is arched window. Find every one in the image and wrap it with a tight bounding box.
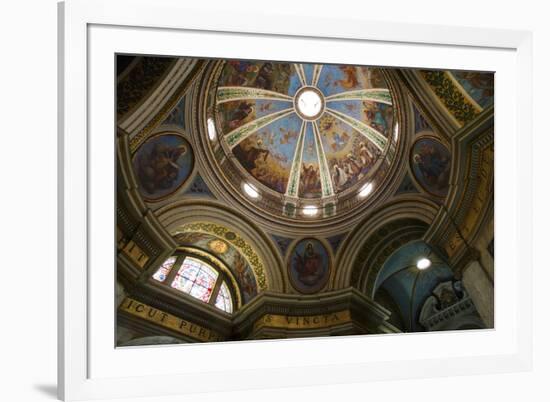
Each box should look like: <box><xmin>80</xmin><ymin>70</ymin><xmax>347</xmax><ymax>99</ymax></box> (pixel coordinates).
<box><xmin>214</xmin><ymin>281</ymin><xmax>232</xmax><ymax>313</ymax></box>
<box><xmin>152</xmin><ymin>256</ymin><xmax>177</xmax><ymax>282</ymax></box>
<box><xmin>152</xmin><ymin>255</ymin><xmax>234</xmax><ymax>314</ymax></box>
<box><xmin>171</xmin><ymin>257</ymin><xmax>218</xmax><ymax>302</ymax></box>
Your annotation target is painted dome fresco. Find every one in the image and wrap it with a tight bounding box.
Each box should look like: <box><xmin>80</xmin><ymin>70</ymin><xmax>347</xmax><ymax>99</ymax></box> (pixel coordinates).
<box><xmin>196</xmin><ymin>60</ymin><xmax>404</xmax><ymax>227</ymax></box>
<box><xmin>214</xmin><ymin>61</ymin><xmax>396</xmax><ymax>197</ymax></box>
<box><xmin>196</xmin><ymin>59</ymin><xmax>402</xmax><ymax>224</ymax></box>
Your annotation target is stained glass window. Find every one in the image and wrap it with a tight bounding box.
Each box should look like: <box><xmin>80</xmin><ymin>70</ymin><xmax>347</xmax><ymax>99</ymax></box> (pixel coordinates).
<box><xmin>215</xmin><ymin>281</ymin><xmax>233</xmax><ymax>313</ymax></box>
<box><xmin>152</xmin><ymin>256</ymin><xmax>177</xmax><ymax>282</ymax></box>
<box><xmin>152</xmin><ymin>254</ymin><xmax>236</xmax><ymax>313</ymax></box>
<box><xmin>171</xmin><ymin>257</ymin><xmax>219</xmax><ymax>303</ymax></box>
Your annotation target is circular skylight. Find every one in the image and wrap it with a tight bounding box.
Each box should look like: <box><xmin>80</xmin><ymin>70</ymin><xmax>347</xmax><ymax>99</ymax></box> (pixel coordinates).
<box><xmin>295</xmin><ymin>87</ymin><xmax>324</xmax><ymax>120</ymax></box>
<box><xmin>416</xmin><ymin>258</ymin><xmax>432</xmax><ymax>270</ymax></box>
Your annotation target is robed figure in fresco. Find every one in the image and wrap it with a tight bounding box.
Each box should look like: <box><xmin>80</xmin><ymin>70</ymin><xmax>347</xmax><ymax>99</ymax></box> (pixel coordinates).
<box><xmin>136</xmin><ymin>141</ymin><xmax>188</xmax><ymax>195</ymax></box>
<box><xmin>293</xmin><ymin>242</ymin><xmax>324</xmax><ymax>286</ymax></box>
<box><xmin>412</xmin><ymin>141</ymin><xmax>450</xmax><ymax>193</ymax></box>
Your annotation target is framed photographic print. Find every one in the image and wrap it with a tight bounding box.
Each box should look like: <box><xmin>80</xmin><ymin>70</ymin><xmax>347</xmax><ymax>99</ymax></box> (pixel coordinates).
<box><xmin>58</xmin><ymin>0</ymin><xmax>533</xmax><ymax>400</ymax></box>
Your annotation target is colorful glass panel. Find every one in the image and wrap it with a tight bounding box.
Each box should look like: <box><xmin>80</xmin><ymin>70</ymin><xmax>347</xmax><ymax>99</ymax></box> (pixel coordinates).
<box><xmin>215</xmin><ymin>281</ymin><xmax>233</xmax><ymax>313</ymax></box>
<box><xmin>152</xmin><ymin>256</ymin><xmax>177</xmax><ymax>282</ymax></box>
<box><xmin>171</xmin><ymin>257</ymin><xmax>219</xmax><ymax>303</ymax></box>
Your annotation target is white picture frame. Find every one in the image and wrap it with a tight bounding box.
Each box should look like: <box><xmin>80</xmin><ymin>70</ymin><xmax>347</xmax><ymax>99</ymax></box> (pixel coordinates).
<box><xmin>58</xmin><ymin>0</ymin><xmax>533</xmax><ymax>400</ymax></box>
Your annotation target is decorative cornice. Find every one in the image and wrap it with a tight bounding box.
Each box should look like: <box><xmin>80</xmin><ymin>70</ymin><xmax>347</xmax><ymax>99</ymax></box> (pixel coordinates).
<box><xmin>232</xmin><ymin>288</ymin><xmax>398</xmax><ymax>336</ymax></box>
<box><xmin>118</xmin><ymin>288</ymin><xmax>399</xmax><ymax>343</ymax></box>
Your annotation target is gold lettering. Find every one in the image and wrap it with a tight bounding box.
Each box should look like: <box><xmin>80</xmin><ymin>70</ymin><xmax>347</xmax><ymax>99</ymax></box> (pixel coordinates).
<box><xmin>122</xmin><ymin>240</ymin><xmax>150</xmax><ymax>269</ymax></box>
<box><xmin>255</xmin><ymin>311</ymin><xmax>351</xmax><ymax>330</ymax></box>
<box><xmin>118</xmin><ymin>298</ymin><xmax>223</xmax><ymax>342</ymax></box>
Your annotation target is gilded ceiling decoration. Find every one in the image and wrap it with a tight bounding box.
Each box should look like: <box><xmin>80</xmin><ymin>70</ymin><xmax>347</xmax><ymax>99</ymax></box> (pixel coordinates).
<box><xmin>420</xmin><ymin>70</ymin><xmax>494</xmax><ymax>126</ymax></box>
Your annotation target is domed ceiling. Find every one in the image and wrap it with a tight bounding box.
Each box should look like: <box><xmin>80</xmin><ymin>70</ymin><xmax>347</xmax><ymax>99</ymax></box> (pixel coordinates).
<box><xmin>205</xmin><ymin>60</ymin><xmax>400</xmax><ymax>222</ymax></box>
<box><xmin>116</xmin><ymin>55</ymin><xmax>494</xmax><ymax>345</ymax></box>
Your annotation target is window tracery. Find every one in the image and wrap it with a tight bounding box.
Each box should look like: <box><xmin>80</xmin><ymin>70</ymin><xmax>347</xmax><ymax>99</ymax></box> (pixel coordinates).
<box><xmin>153</xmin><ymin>255</ymin><xmax>234</xmax><ymax>313</ymax></box>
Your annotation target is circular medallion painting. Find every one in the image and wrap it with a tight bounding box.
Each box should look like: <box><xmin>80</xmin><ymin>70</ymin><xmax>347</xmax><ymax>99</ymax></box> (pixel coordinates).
<box><xmin>410</xmin><ymin>137</ymin><xmax>451</xmax><ymax>197</ymax></box>
<box><xmin>133</xmin><ymin>134</ymin><xmax>194</xmax><ymax>201</ymax></box>
<box><xmin>208</xmin><ymin>239</ymin><xmax>229</xmax><ymax>255</ymax></box>
<box><xmin>288</xmin><ymin>238</ymin><xmax>331</xmax><ymax>294</ymax></box>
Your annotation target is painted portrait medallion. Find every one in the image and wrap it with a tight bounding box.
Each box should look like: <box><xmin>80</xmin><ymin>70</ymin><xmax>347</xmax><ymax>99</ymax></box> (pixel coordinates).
<box><xmin>208</xmin><ymin>239</ymin><xmax>229</xmax><ymax>255</ymax></box>
<box><xmin>288</xmin><ymin>238</ymin><xmax>331</xmax><ymax>294</ymax></box>
<box><xmin>132</xmin><ymin>133</ymin><xmax>194</xmax><ymax>201</ymax></box>
<box><xmin>410</xmin><ymin>137</ymin><xmax>451</xmax><ymax>197</ymax></box>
